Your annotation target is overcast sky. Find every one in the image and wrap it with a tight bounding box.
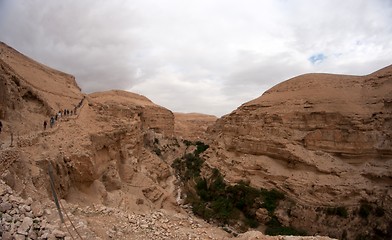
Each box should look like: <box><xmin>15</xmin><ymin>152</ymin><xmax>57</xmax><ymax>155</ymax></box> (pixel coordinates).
<box><xmin>1</xmin><ymin>0</ymin><xmax>391</xmax><ymax>116</ymax></box>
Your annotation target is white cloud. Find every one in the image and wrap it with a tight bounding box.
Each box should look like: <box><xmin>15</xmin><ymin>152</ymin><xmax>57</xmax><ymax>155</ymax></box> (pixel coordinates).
<box><xmin>1</xmin><ymin>0</ymin><xmax>391</xmax><ymax>116</ymax></box>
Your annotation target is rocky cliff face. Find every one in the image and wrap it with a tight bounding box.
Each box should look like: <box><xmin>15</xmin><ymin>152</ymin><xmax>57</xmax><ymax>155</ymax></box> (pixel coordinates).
<box><xmin>0</xmin><ymin>42</ymin><xmax>83</xmax><ymax>135</ymax></box>
<box><xmin>0</xmin><ymin>43</ymin><xmax>184</xmax><ymax>238</ymax></box>
<box><xmin>207</xmin><ymin>66</ymin><xmax>392</xmax><ymax>239</ymax></box>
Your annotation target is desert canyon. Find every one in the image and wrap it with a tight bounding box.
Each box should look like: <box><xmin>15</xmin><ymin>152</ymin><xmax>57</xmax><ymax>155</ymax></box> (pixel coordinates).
<box><xmin>0</xmin><ymin>42</ymin><xmax>391</xmax><ymax>240</ymax></box>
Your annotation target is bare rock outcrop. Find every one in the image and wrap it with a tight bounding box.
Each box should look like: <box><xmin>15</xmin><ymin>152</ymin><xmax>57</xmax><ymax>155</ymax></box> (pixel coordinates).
<box><xmin>206</xmin><ymin>65</ymin><xmax>392</xmax><ymax>239</ymax></box>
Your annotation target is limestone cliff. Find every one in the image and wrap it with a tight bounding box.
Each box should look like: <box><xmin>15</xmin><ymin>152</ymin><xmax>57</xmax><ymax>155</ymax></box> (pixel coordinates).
<box><xmin>207</xmin><ymin>65</ymin><xmax>392</xmax><ymax>239</ymax></box>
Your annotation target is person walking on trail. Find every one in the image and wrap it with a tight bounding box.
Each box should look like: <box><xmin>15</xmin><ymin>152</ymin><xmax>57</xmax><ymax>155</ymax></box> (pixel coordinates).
<box><xmin>0</xmin><ymin>120</ymin><xmax>2</xmax><ymax>134</ymax></box>
<box><xmin>43</xmin><ymin>120</ymin><xmax>47</xmax><ymax>130</ymax></box>
<box><xmin>50</xmin><ymin>117</ymin><xmax>55</xmax><ymax>128</ymax></box>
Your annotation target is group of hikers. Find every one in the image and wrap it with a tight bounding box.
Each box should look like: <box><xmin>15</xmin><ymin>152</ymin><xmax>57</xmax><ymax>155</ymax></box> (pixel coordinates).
<box><xmin>43</xmin><ymin>97</ymin><xmax>85</xmax><ymax>130</ymax></box>
<box><xmin>43</xmin><ymin>108</ymin><xmax>76</xmax><ymax>130</ymax></box>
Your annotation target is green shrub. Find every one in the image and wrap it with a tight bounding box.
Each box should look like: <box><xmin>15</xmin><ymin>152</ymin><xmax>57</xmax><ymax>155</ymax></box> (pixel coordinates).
<box><xmin>260</xmin><ymin>188</ymin><xmax>285</xmax><ymax>213</ymax></box>
<box><xmin>375</xmin><ymin>206</ymin><xmax>385</xmax><ymax>217</ymax></box>
<box><xmin>211</xmin><ymin>197</ymin><xmax>235</xmax><ymax>222</ymax></box>
<box><xmin>172</xmin><ymin>153</ymin><xmax>204</xmax><ymax>180</ymax></box>
<box><xmin>359</xmin><ymin>203</ymin><xmax>372</xmax><ymax>219</ymax></box>
<box><xmin>173</xmin><ymin>150</ymin><xmax>288</xmax><ymax>231</ymax></box>
<box><xmin>183</xmin><ymin>140</ymin><xmax>192</xmax><ymax>146</ymax></box>
<box><xmin>185</xmin><ymin>153</ymin><xmax>203</xmax><ymax>176</ymax></box>
<box><xmin>265</xmin><ymin>216</ymin><xmax>306</xmax><ymax>236</ymax></box>
<box><xmin>326</xmin><ymin>206</ymin><xmax>348</xmax><ymax>218</ymax></box>
<box><xmin>195</xmin><ymin>141</ymin><xmax>209</xmax><ymax>155</ymax></box>
<box><xmin>227</xmin><ymin>181</ymin><xmax>262</xmax><ymax>213</ymax></box>
<box><xmin>245</xmin><ymin>217</ymin><xmax>260</xmax><ymax>228</ymax></box>
<box><xmin>336</xmin><ymin>206</ymin><xmax>348</xmax><ymax>218</ymax></box>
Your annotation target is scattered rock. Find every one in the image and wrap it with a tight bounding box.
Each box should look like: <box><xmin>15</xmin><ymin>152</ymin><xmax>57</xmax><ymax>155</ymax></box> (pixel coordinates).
<box><xmin>53</xmin><ymin>229</ymin><xmax>66</xmax><ymax>238</ymax></box>
<box><xmin>31</xmin><ymin>201</ymin><xmax>43</xmax><ymax>217</ymax></box>
<box><xmin>17</xmin><ymin>216</ymin><xmax>33</xmax><ymax>235</ymax></box>
<box><xmin>0</xmin><ymin>180</ymin><xmax>70</xmax><ymax>240</ymax></box>
<box><xmin>0</xmin><ymin>202</ymin><xmax>12</xmax><ymax>212</ymax></box>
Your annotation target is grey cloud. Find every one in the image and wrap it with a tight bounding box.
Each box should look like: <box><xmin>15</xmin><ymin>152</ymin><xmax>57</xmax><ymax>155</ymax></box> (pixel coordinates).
<box><xmin>1</xmin><ymin>0</ymin><xmax>391</xmax><ymax>116</ymax></box>
<box><xmin>0</xmin><ymin>0</ymin><xmax>141</xmax><ymax>93</ymax></box>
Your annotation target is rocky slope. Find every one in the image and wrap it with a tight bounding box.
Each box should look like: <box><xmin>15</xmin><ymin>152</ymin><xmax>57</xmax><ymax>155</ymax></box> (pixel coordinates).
<box><xmin>206</xmin><ymin>66</ymin><xmax>392</xmax><ymax>239</ymax></box>
<box><xmin>1</xmin><ymin>180</ymin><xmax>337</xmax><ymax>240</ymax></box>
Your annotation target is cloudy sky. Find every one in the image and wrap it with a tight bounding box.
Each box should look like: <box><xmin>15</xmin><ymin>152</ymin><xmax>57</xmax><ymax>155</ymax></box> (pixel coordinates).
<box><xmin>1</xmin><ymin>0</ymin><xmax>391</xmax><ymax>116</ymax></box>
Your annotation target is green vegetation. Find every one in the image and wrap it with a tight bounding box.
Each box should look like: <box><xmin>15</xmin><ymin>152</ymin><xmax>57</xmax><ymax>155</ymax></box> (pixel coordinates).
<box><xmin>172</xmin><ymin>153</ymin><xmax>204</xmax><ymax>180</ymax></box>
<box><xmin>260</xmin><ymin>188</ymin><xmax>285</xmax><ymax>213</ymax></box>
<box><xmin>359</xmin><ymin>203</ymin><xmax>372</xmax><ymax>219</ymax></box>
<box><xmin>183</xmin><ymin>139</ymin><xmax>192</xmax><ymax>147</ymax></box>
<box><xmin>357</xmin><ymin>202</ymin><xmax>385</xmax><ymax>218</ymax></box>
<box><xmin>325</xmin><ymin>206</ymin><xmax>348</xmax><ymax>218</ymax></box>
<box><xmin>172</xmin><ymin>140</ymin><xmax>209</xmax><ymax>180</ymax></box>
<box><xmin>265</xmin><ymin>216</ymin><xmax>306</xmax><ymax>236</ymax></box>
<box><xmin>374</xmin><ymin>206</ymin><xmax>385</xmax><ymax>217</ymax></box>
<box><xmin>192</xmin><ymin>170</ymin><xmax>259</xmax><ymax>224</ymax></box>
<box><xmin>172</xmin><ymin>140</ymin><xmax>305</xmax><ymax>235</ymax></box>
<box><xmin>194</xmin><ymin>141</ymin><xmax>209</xmax><ymax>156</ymax></box>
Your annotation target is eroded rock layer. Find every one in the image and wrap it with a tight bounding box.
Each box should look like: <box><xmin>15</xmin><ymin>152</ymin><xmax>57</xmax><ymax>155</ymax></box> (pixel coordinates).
<box><xmin>206</xmin><ymin>66</ymin><xmax>392</xmax><ymax>239</ymax></box>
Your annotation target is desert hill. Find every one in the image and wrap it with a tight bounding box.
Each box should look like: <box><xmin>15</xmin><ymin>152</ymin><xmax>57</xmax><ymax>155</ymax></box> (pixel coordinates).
<box><xmin>174</xmin><ymin>113</ymin><xmax>217</xmax><ymax>140</ymax></box>
<box><xmin>206</xmin><ymin>65</ymin><xmax>392</xmax><ymax>239</ymax></box>
<box><xmin>1</xmin><ymin>41</ymin><xmax>389</xmax><ymax>239</ymax></box>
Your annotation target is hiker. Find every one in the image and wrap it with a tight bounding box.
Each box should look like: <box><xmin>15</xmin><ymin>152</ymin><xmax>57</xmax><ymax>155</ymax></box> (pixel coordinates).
<box><xmin>43</xmin><ymin>120</ymin><xmax>47</xmax><ymax>130</ymax></box>
<box><xmin>0</xmin><ymin>120</ymin><xmax>2</xmax><ymax>134</ymax></box>
<box><xmin>50</xmin><ymin>117</ymin><xmax>55</xmax><ymax>128</ymax></box>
